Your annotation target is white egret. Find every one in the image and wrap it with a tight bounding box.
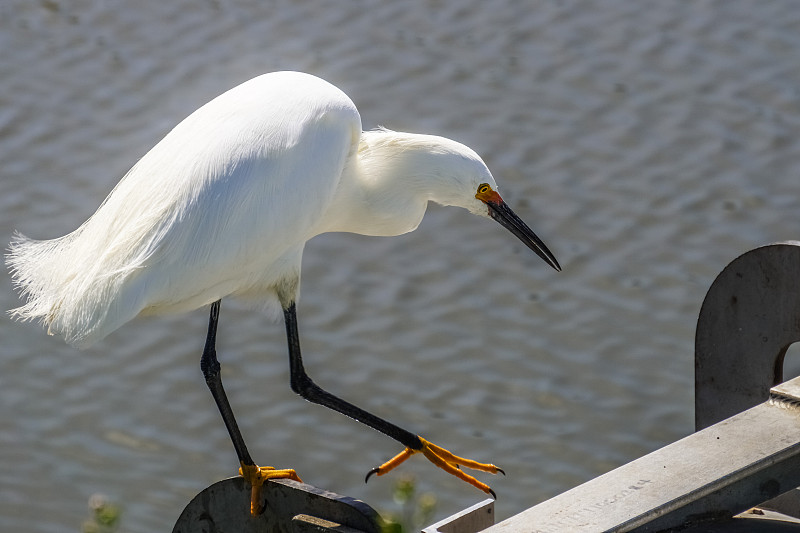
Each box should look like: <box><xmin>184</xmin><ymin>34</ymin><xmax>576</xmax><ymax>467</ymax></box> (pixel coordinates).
<box><xmin>7</xmin><ymin>71</ymin><xmax>560</xmax><ymax>515</ymax></box>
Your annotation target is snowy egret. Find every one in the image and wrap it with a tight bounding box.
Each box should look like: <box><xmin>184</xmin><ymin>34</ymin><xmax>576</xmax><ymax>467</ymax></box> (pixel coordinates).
<box><xmin>7</xmin><ymin>71</ymin><xmax>560</xmax><ymax>514</ymax></box>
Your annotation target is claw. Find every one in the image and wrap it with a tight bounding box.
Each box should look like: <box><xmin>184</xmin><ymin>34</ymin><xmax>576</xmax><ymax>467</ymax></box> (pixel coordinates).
<box><xmin>239</xmin><ymin>462</ymin><xmax>302</xmax><ymax>515</ymax></box>
<box><xmin>366</xmin><ymin>436</ymin><xmax>502</xmax><ymax>497</ymax></box>
<box><xmin>365</xmin><ymin>467</ymin><xmax>380</xmax><ymax>483</ymax></box>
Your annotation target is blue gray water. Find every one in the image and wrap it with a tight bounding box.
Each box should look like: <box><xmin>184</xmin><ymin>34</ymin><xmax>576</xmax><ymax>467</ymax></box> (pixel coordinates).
<box><xmin>2</xmin><ymin>1</ymin><xmax>800</xmax><ymax>531</ymax></box>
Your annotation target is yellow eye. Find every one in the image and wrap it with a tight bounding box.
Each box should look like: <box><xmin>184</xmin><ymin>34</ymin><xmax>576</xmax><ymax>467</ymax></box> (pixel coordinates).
<box><xmin>477</xmin><ymin>184</ymin><xmax>491</xmax><ymax>195</ymax></box>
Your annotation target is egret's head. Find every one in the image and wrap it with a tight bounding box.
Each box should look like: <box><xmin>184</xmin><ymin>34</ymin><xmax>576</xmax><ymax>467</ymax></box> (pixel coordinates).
<box><xmin>360</xmin><ymin>130</ymin><xmax>561</xmax><ymax>271</ymax></box>
<box><xmin>424</xmin><ymin>136</ymin><xmax>561</xmax><ymax>272</ymax></box>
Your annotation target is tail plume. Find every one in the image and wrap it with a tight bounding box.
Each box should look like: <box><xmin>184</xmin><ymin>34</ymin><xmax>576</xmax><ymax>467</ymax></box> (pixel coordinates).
<box><xmin>6</xmin><ymin>229</ymin><xmax>142</xmax><ymax>347</ymax></box>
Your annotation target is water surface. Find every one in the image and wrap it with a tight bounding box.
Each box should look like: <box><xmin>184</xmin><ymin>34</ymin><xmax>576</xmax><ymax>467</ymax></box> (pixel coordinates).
<box><xmin>2</xmin><ymin>1</ymin><xmax>800</xmax><ymax>531</ymax></box>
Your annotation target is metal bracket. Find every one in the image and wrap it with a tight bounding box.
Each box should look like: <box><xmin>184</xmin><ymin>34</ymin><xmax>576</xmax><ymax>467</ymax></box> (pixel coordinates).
<box><xmin>172</xmin><ymin>477</ymin><xmax>382</xmax><ymax>533</ymax></box>
<box><xmin>696</xmin><ymin>241</ymin><xmax>800</xmax><ymax>430</ymax></box>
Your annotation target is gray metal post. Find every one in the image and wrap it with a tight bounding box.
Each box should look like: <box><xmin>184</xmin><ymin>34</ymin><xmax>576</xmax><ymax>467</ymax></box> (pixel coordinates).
<box><xmin>696</xmin><ymin>241</ymin><xmax>800</xmax><ymax>430</ymax></box>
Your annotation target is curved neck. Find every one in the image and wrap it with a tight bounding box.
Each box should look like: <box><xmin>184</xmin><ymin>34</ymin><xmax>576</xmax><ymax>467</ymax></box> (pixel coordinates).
<box><xmin>315</xmin><ymin>132</ymin><xmax>443</xmax><ymax>237</ymax></box>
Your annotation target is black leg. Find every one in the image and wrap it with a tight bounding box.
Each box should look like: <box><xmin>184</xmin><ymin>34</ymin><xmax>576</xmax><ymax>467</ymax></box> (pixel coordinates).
<box><xmin>283</xmin><ymin>301</ymin><xmax>423</xmax><ymax>451</ymax></box>
<box><xmin>201</xmin><ymin>300</ymin><xmax>255</xmax><ymax>467</ymax></box>
<box><xmin>200</xmin><ymin>299</ymin><xmax>498</xmax><ymax>502</ymax></box>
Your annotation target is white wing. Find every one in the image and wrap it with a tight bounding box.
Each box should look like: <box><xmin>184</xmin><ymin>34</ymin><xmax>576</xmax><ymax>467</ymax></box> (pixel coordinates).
<box><xmin>7</xmin><ymin>71</ymin><xmax>362</xmax><ymax>346</ymax></box>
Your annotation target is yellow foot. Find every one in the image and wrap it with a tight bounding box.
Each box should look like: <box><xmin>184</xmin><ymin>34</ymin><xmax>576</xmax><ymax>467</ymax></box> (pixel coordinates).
<box><xmin>365</xmin><ymin>436</ymin><xmax>504</xmax><ymax>497</ymax></box>
<box><xmin>238</xmin><ymin>462</ymin><xmax>302</xmax><ymax>515</ymax></box>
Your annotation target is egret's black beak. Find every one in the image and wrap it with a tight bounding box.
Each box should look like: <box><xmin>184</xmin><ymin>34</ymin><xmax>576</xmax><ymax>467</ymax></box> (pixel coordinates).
<box><xmin>487</xmin><ymin>199</ymin><xmax>561</xmax><ymax>272</ymax></box>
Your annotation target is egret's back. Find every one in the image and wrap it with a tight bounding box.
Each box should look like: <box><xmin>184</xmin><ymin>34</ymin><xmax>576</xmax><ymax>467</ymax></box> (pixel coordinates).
<box><xmin>7</xmin><ymin>71</ymin><xmax>361</xmax><ymax>347</ymax></box>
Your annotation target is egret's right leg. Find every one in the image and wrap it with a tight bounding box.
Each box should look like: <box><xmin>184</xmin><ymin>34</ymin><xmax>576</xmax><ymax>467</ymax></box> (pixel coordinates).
<box><xmin>200</xmin><ymin>300</ymin><xmax>301</xmax><ymax>516</ymax></box>
<box><xmin>281</xmin><ymin>301</ymin><xmax>503</xmax><ymax>497</ymax></box>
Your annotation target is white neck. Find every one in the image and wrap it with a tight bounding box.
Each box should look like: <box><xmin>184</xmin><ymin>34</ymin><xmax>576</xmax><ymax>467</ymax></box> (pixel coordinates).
<box><xmin>315</xmin><ymin>130</ymin><xmax>482</xmax><ymax>237</ymax></box>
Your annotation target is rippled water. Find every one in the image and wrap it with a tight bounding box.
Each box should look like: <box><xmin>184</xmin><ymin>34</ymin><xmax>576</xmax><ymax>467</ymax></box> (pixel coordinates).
<box><xmin>2</xmin><ymin>1</ymin><xmax>800</xmax><ymax>531</ymax></box>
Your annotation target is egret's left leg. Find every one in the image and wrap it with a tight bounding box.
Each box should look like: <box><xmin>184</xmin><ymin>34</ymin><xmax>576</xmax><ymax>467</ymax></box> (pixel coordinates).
<box><xmin>281</xmin><ymin>301</ymin><xmax>503</xmax><ymax>498</ymax></box>
<box><xmin>201</xmin><ymin>300</ymin><xmax>301</xmax><ymax>516</ymax></box>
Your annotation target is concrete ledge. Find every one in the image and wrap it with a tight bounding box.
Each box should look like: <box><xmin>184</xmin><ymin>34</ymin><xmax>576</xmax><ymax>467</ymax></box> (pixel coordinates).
<box><xmin>422</xmin><ymin>499</ymin><xmax>494</xmax><ymax>533</ymax></box>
